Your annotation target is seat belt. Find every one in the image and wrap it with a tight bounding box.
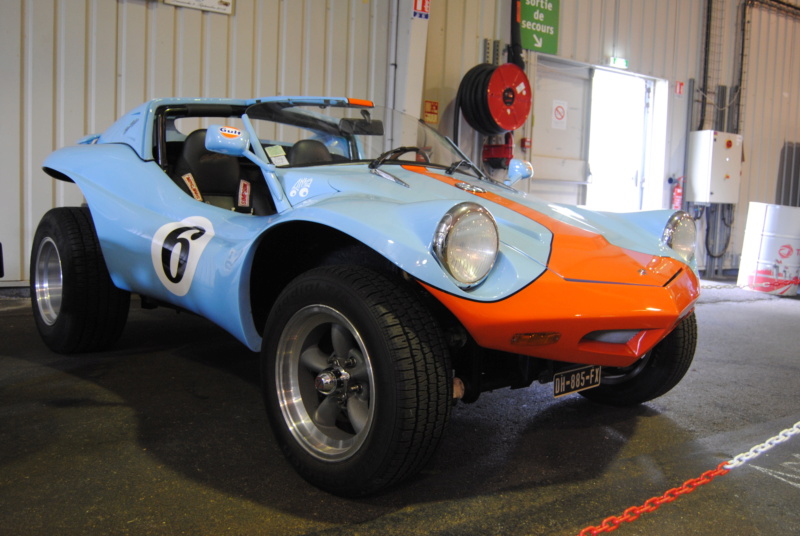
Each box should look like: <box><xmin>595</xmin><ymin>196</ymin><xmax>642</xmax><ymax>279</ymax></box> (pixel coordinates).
<box><xmin>182</xmin><ymin>173</ymin><xmax>252</xmax><ymax>214</ymax></box>
<box><xmin>235</xmin><ymin>180</ymin><xmax>253</xmax><ymax>214</ymax></box>
<box><xmin>181</xmin><ymin>173</ymin><xmax>204</xmax><ymax>202</ymax></box>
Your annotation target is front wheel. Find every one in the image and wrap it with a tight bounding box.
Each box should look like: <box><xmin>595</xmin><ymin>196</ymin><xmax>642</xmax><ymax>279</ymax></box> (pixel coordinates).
<box><xmin>262</xmin><ymin>266</ymin><xmax>451</xmax><ymax>496</ymax></box>
<box><xmin>579</xmin><ymin>312</ymin><xmax>697</xmax><ymax>406</ymax></box>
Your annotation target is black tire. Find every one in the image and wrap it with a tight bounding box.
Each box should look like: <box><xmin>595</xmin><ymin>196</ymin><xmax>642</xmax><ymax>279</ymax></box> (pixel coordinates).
<box><xmin>30</xmin><ymin>207</ymin><xmax>130</xmax><ymax>354</ymax></box>
<box><xmin>579</xmin><ymin>312</ymin><xmax>697</xmax><ymax>406</ymax></box>
<box><xmin>262</xmin><ymin>265</ymin><xmax>451</xmax><ymax>496</ymax></box>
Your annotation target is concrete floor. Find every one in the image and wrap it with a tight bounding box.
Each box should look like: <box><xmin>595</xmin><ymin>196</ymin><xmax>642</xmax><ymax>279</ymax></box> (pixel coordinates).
<box><xmin>1</xmin><ymin>285</ymin><xmax>799</xmax><ymax>535</ymax></box>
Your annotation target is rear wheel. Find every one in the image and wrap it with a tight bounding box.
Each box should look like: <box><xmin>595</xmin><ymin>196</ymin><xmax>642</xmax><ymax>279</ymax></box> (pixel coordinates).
<box><xmin>262</xmin><ymin>265</ymin><xmax>451</xmax><ymax>496</ymax></box>
<box><xmin>579</xmin><ymin>312</ymin><xmax>697</xmax><ymax>406</ymax></box>
<box><xmin>30</xmin><ymin>207</ymin><xmax>130</xmax><ymax>354</ymax></box>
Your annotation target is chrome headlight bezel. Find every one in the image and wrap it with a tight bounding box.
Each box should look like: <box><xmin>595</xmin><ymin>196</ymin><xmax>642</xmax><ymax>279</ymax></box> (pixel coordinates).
<box><xmin>661</xmin><ymin>211</ymin><xmax>697</xmax><ymax>264</ymax></box>
<box><xmin>433</xmin><ymin>202</ymin><xmax>499</xmax><ymax>289</ymax></box>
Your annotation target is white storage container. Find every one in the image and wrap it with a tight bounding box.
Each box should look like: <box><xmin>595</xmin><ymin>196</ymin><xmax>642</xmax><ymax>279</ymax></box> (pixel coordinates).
<box><xmin>737</xmin><ymin>202</ymin><xmax>800</xmax><ymax>296</ymax></box>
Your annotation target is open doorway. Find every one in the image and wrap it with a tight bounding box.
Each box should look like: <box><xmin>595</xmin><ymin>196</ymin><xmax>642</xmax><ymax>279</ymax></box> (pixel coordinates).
<box><xmin>585</xmin><ymin>69</ymin><xmax>667</xmax><ymax>212</ymax></box>
<box><xmin>528</xmin><ymin>57</ymin><xmax>668</xmax><ymax>212</ymax></box>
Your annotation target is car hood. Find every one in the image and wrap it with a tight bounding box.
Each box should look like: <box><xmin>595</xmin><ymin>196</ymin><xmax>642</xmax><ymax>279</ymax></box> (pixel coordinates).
<box><xmin>277</xmin><ymin>163</ymin><xmax>687</xmax><ymax>288</ymax></box>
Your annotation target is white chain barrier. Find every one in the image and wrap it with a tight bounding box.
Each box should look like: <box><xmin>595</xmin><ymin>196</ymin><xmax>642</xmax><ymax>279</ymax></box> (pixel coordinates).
<box><xmin>724</xmin><ymin>420</ymin><xmax>800</xmax><ymax>469</ymax></box>
<box><xmin>579</xmin><ymin>419</ymin><xmax>800</xmax><ymax>535</ymax></box>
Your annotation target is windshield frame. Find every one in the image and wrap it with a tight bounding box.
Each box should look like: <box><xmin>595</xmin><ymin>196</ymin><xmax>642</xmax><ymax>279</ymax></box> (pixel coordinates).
<box><xmin>242</xmin><ymin>101</ymin><xmax>487</xmax><ymax>179</ymax></box>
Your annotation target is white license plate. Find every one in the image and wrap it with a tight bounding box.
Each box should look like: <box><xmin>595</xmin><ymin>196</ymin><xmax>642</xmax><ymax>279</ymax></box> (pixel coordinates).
<box><xmin>553</xmin><ymin>365</ymin><xmax>602</xmax><ymax>397</ymax></box>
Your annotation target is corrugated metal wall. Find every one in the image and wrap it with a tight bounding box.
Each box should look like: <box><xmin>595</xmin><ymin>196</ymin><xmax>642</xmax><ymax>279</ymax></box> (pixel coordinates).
<box><xmin>0</xmin><ymin>0</ymin><xmax>389</xmax><ymax>283</ymax></box>
<box><xmin>421</xmin><ymin>0</ymin><xmax>509</xmax><ymax>161</ymax></box>
<box><xmin>733</xmin><ymin>1</ymin><xmax>800</xmax><ymax>263</ymax></box>
<box><xmin>5</xmin><ymin>0</ymin><xmax>800</xmax><ymax>283</ymax></box>
<box><xmin>423</xmin><ymin>0</ymin><xmax>708</xmax><ymax>228</ymax></box>
<box><xmin>423</xmin><ymin>0</ymin><xmax>705</xmax><ymax>180</ymax></box>
<box><xmin>559</xmin><ymin>0</ymin><xmax>707</xmax><ymax>196</ymax></box>
<box><xmin>423</xmin><ymin>0</ymin><xmax>800</xmax><ymax>273</ymax></box>
<box><xmin>558</xmin><ymin>0</ymin><xmax>706</xmax><ymax>82</ymax></box>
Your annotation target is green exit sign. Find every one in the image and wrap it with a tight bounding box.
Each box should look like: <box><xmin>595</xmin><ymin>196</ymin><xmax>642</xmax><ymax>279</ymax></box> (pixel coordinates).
<box><xmin>520</xmin><ymin>0</ymin><xmax>560</xmax><ymax>55</ymax></box>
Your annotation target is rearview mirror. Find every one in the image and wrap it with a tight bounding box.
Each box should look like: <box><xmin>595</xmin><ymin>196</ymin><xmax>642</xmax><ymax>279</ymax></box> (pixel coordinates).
<box><xmin>339</xmin><ymin>118</ymin><xmax>384</xmax><ymax>136</ymax></box>
<box><xmin>205</xmin><ymin>125</ymin><xmax>250</xmax><ymax>156</ymax></box>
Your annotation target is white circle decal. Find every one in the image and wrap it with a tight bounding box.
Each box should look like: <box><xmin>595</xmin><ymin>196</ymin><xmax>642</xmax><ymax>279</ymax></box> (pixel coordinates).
<box><xmin>151</xmin><ymin>216</ymin><xmax>215</xmax><ymax>296</ymax></box>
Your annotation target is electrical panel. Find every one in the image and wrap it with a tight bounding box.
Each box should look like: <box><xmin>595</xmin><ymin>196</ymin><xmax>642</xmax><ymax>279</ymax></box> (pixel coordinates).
<box><xmin>685</xmin><ymin>130</ymin><xmax>743</xmax><ymax>204</ymax></box>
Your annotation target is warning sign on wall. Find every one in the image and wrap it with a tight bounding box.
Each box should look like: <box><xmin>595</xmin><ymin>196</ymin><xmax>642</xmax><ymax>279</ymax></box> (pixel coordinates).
<box><xmin>551</xmin><ymin>100</ymin><xmax>567</xmax><ymax>130</ymax></box>
<box><xmin>424</xmin><ymin>100</ymin><xmax>439</xmax><ymax>124</ymax></box>
<box><xmin>521</xmin><ymin>0</ymin><xmax>560</xmax><ymax>55</ymax></box>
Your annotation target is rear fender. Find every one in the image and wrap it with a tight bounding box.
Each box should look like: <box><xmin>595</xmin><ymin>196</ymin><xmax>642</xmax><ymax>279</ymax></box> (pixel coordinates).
<box><xmin>42</xmin><ymin>144</ymin><xmax>268</xmax><ymax>350</ymax></box>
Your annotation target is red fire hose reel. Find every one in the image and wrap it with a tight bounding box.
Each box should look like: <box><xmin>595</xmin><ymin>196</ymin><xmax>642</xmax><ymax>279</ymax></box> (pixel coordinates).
<box><xmin>456</xmin><ymin>62</ymin><xmax>532</xmax><ymax>168</ymax></box>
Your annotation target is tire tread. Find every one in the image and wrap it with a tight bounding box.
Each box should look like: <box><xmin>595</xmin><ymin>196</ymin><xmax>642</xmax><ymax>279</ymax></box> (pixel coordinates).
<box><xmin>263</xmin><ymin>265</ymin><xmax>451</xmax><ymax>496</ymax></box>
<box><xmin>30</xmin><ymin>207</ymin><xmax>130</xmax><ymax>353</ymax></box>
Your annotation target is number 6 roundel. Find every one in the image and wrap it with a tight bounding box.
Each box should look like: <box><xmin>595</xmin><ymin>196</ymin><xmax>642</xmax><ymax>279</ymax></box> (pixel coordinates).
<box><xmin>151</xmin><ymin>216</ymin><xmax>215</xmax><ymax>296</ymax></box>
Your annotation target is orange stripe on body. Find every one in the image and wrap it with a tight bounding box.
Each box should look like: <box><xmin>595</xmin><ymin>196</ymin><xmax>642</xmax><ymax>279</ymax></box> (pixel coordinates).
<box><xmin>402</xmin><ymin>165</ymin><xmax>680</xmax><ymax>287</ymax></box>
<box><xmin>403</xmin><ymin>165</ymin><xmax>700</xmax><ymax>366</ymax></box>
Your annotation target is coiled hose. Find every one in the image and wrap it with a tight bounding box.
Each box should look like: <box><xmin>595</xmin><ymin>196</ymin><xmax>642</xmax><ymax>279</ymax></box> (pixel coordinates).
<box><xmin>453</xmin><ymin>63</ymin><xmax>531</xmax><ymax>144</ymax></box>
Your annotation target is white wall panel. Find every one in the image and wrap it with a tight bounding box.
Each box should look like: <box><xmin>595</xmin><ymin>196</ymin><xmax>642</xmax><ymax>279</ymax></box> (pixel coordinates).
<box><xmin>88</xmin><ymin>1</ymin><xmax>122</xmax><ymax>132</ymax></box>
<box><xmin>2</xmin><ymin>0</ymin><xmax>389</xmax><ymax>284</ymax></box>
<box><xmin>325</xmin><ymin>1</ymin><xmax>349</xmax><ymax>96</ymax></box>
<box><xmin>557</xmin><ymin>0</ymin><xmax>705</xmax><ymax>80</ymax></box>
<box><xmin>423</xmin><ymin>0</ymin><xmax>510</xmax><ymax>159</ymax></box>
<box><xmin>254</xmin><ymin>1</ymin><xmax>280</xmax><ymax>97</ymax></box>
<box><xmin>546</xmin><ymin>0</ymin><xmax>707</xmax><ymax>193</ymax></box>
<box><xmin>54</xmin><ymin>0</ymin><xmax>88</xmax><ymax>212</ymax></box>
<box><xmin>23</xmin><ymin>0</ymin><xmax>57</xmax><ymax>253</ymax></box>
<box><xmin>5</xmin><ymin>0</ymin><xmax>800</xmax><ymax>284</ymax></box>
<box><xmin>733</xmin><ymin>2</ymin><xmax>800</xmax><ymax>268</ymax></box>
<box><xmin>0</xmin><ymin>1</ymin><xmax>22</xmax><ymax>283</ymax></box>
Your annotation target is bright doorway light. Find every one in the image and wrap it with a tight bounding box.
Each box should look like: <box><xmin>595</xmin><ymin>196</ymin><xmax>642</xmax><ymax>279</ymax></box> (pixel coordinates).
<box><xmin>586</xmin><ymin>69</ymin><xmax>655</xmax><ymax>212</ymax></box>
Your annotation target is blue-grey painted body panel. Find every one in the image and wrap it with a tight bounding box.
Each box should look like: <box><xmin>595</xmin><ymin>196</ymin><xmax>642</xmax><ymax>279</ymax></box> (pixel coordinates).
<box><xmin>42</xmin><ymin>97</ymin><xmax>695</xmax><ymax>352</ymax></box>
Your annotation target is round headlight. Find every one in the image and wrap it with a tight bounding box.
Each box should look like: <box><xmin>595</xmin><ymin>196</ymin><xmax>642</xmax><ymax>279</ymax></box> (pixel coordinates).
<box><xmin>433</xmin><ymin>203</ymin><xmax>499</xmax><ymax>288</ymax></box>
<box><xmin>662</xmin><ymin>211</ymin><xmax>696</xmax><ymax>263</ymax></box>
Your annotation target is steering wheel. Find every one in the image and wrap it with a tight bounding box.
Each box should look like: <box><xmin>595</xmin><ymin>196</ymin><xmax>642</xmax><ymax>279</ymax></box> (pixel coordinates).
<box><xmin>369</xmin><ymin>146</ymin><xmax>430</xmax><ymax>169</ymax></box>
<box><xmin>389</xmin><ymin>146</ymin><xmax>430</xmax><ymax>163</ymax></box>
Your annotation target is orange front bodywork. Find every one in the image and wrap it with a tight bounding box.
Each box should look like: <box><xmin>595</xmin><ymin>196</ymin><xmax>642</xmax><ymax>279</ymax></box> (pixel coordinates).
<box><xmin>422</xmin><ymin>266</ymin><xmax>698</xmax><ymax>368</ymax></box>
<box><xmin>402</xmin><ymin>165</ymin><xmax>701</xmax><ymax>368</ymax></box>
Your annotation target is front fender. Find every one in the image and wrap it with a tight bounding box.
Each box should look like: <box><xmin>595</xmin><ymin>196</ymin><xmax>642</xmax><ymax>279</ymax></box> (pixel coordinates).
<box><xmin>279</xmin><ymin>196</ymin><xmax>550</xmax><ymax>301</ymax></box>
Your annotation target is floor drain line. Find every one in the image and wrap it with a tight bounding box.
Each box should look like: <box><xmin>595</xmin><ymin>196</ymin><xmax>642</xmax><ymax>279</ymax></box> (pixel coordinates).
<box><xmin>577</xmin><ymin>420</ymin><xmax>800</xmax><ymax>535</ymax></box>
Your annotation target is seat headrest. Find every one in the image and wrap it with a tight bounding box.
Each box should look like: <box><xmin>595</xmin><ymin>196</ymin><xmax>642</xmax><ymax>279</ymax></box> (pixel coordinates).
<box><xmin>175</xmin><ymin>129</ymin><xmax>240</xmax><ymax>193</ymax></box>
<box><xmin>289</xmin><ymin>139</ymin><xmax>333</xmax><ymax>166</ymax></box>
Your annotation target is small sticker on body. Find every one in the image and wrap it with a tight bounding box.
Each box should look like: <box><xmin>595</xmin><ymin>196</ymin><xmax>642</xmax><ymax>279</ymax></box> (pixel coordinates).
<box><xmin>266</xmin><ymin>145</ymin><xmax>290</xmax><ymax>166</ymax></box>
<box><xmin>289</xmin><ymin>177</ymin><xmax>313</xmax><ymax>198</ymax></box>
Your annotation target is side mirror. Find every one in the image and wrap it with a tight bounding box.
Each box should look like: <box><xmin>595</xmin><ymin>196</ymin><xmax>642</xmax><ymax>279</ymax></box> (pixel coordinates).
<box><xmin>506</xmin><ymin>158</ymin><xmax>534</xmax><ymax>184</ymax></box>
<box><xmin>205</xmin><ymin>125</ymin><xmax>250</xmax><ymax>156</ymax></box>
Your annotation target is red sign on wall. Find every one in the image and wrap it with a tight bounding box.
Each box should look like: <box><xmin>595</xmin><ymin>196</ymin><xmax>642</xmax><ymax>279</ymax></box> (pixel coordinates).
<box><xmin>413</xmin><ymin>0</ymin><xmax>430</xmax><ymax>19</ymax></box>
<box><xmin>424</xmin><ymin>100</ymin><xmax>439</xmax><ymax>124</ymax></box>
